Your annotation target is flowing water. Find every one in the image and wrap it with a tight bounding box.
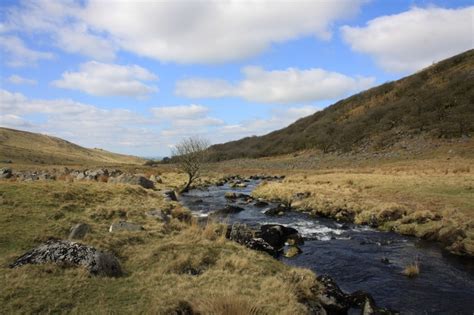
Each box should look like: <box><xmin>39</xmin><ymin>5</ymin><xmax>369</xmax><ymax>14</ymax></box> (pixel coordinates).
<box><xmin>181</xmin><ymin>180</ymin><xmax>474</xmax><ymax>314</ymax></box>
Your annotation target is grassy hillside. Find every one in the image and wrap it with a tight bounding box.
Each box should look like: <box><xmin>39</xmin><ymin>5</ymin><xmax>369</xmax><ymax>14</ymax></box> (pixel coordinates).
<box><xmin>0</xmin><ymin>127</ymin><xmax>144</xmax><ymax>165</ymax></box>
<box><xmin>209</xmin><ymin>49</ymin><xmax>474</xmax><ymax>160</ymax></box>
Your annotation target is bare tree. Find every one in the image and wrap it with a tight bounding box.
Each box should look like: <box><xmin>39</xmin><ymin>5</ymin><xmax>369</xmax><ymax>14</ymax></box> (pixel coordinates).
<box><xmin>172</xmin><ymin>136</ymin><xmax>210</xmax><ymax>193</ymax></box>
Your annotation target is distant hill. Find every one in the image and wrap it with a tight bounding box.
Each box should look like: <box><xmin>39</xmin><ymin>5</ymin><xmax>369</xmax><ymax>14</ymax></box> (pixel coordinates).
<box><xmin>0</xmin><ymin>127</ymin><xmax>144</xmax><ymax>165</ymax></box>
<box><xmin>209</xmin><ymin>50</ymin><xmax>474</xmax><ymax>161</ymax></box>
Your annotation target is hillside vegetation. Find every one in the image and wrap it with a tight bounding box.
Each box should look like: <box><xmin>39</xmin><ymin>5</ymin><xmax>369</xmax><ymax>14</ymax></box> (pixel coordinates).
<box><xmin>0</xmin><ymin>127</ymin><xmax>144</xmax><ymax>165</ymax></box>
<box><xmin>209</xmin><ymin>49</ymin><xmax>474</xmax><ymax>160</ymax></box>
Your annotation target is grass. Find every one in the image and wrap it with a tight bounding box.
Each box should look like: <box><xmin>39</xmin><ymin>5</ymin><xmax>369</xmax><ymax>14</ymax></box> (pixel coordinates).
<box><xmin>402</xmin><ymin>262</ymin><xmax>420</xmax><ymax>278</ymax></box>
<box><xmin>0</xmin><ymin>180</ymin><xmax>321</xmax><ymax>314</ymax></box>
<box><xmin>246</xmin><ymin>156</ymin><xmax>474</xmax><ymax>256</ymax></box>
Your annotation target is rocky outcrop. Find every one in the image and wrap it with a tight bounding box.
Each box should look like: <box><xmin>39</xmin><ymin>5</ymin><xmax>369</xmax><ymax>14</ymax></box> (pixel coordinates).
<box><xmin>10</xmin><ymin>240</ymin><xmax>122</xmax><ymax>277</ymax></box>
<box><xmin>227</xmin><ymin>223</ymin><xmax>278</xmax><ymax>256</ymax></box>
<box><xmin>257</xmin><ymin>224</ymin><xmax>304</xmax><ymax>249</ymax></box>
<box><xmin>108</xmin><ymin>174</ymin><xmax>155</xmax><ymax>189</ymax></box>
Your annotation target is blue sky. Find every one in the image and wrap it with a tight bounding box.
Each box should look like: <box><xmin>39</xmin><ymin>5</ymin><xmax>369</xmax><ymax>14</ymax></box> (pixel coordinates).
<box><xmin>0</xmin><ymin>0</ymin><xmax>473</xmax><ymax>156</ymax></box>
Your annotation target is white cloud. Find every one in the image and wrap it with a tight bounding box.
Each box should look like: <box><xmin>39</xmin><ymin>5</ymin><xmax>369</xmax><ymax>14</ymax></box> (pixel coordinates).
<box><xmin>341</xmin><ymin>6</ymin><xmax>474</xmax><ymax>72</ymax></box>
<box><xmin>2</xmin><ymin>0</ymin><xmax>116</xmax><ymax>61</ymax></box>
<box><xmin>0</xmin><ymin>114</ymin><xmax>34</xmax><ymax>128</ymax></box>
<box><xmin>7</xmin><ymin>75</ymin><xmax>37</xmax><ymax>85</ymax></box>
<box><xmin>0</xmin><ymin>35</ymin><xmax>53</xmax><ymax>67</ymax></box>
<box><xmin>176</xmin><ymin>66</ymin><xmax>375</xmax><ymax>104</ymax></box>
<box><xmin>52</xmin><ymin>61</ymin><xmax>158</xmax><ymax>97</ymax></box>
<box><xmin>151</xmin><ymin>104</ymin><xmax>209</xmax><ymax>119</ymax></box>
<box><xmin>2</xmin><ymin>0</ymin><xmax>365</xmax><ymax>63</ymax></box>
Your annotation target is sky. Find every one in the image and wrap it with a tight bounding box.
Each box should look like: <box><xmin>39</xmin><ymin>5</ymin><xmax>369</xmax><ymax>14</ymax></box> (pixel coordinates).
<box><xmin>0</xmin><ymin>0</ymin><xmax>473</xmax><ymax>157</ymax></box>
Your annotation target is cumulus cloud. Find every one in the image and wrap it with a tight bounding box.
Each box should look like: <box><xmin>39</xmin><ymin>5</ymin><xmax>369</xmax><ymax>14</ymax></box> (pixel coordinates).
<box><xmin>176</xmin><ymin>66</ymin><xmax>375</xmax><ymax>104</ymax></box>
<box><xmin>52</xmin><ymin>61</ymin><xmax>158</xmax><ymax>97</ymax></box>
<box><xmin>2</xmin><ymin>0</ymin><xmax>365</xmax><ymax>63</ymax></box>
<box><xmin>151</xmin><ymin>104</ymin><xmax>209</xmax><ymax>119</ymax></box>
<box><xmin>0</xmin><ymin>35</ymin><xmax>53</xmax><ymax>67</ymax></box>
<box><xmin>7</xmin><ymin>75</ymin><xmax>37</xmax><ymax>85</ymax></box>
<box><xmin>341</xmin><ymin>6</ymin><xmax>474</xmax><ymax>72</ymax></box>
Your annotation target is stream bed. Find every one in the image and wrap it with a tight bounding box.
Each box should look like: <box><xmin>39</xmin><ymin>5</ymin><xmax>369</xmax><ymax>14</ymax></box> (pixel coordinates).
<box><xmin>181</xmin><ymin>180</ymin><xmax>474</xmax><ymax>314</ymax></box>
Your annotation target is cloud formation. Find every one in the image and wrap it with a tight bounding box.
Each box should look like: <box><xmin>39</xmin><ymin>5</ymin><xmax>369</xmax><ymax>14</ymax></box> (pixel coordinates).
<box><xmin>7</xmin><ymin>75</ymin><xmax>37</xmax><ymax>85</ymax></box>
<box><xmin>2</xmin><ymin>0</ymin><xmax>365</xmax><ymax>64</ymax></box>
<box><xmin>0</xmin><ymin>35</ymin><xmax>53</xmax><ymax>67</ymax></box>
<box><xmin>341</xmin><ymin>6</ymin><xmax>474</xmax><ymax>72</ymax></box>
<box><xmin>52</xmin><ymin>61</ymin><xmax>158</xmax><ymax>97</ymax></box>
<box><xmin>176</xmin><ymin>66</ymin><xmax>375</xmax><ymax>104</ymax></box>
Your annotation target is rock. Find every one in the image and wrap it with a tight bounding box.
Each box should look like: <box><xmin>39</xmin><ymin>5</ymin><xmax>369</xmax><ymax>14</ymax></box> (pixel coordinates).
<box><xmin>0</xmin><ymin>168</ymin><xmax>13</xmax><ymax>179</ymax></box>
<box><xmin>228</xmin><ymin>223</ymin><xmax>253</xmax><ymax>244</ymax></box>
<box><xmin>10</xmin><ymin>240</ymin><xmax>122</xmax><ymax>277</ymax></box>
<box><xmin>263</xmin><ymin>205</ymin><xmax>289</xmax><ymax>216</ymax></box>
<box><xmin>211</xmin><ymin>205</ymin><xmax>245</xmax><ymax>216</ymax></box>
<box><xmin>316</xmin><ymin>275</ymin><xmax>350</xmax><ymax>313</ymax></box>
<box><xmin>68</xmin><ymin>223</ymin><xmax>91</xmax><ymax>240</ymax></box>
<box><xmin>108</xmin><ymin>174</ymin><xmax>155</xmax><ymax>189</ymax></box>
<box><xmin>380</xmin><ymin>257</ymin><xmax>390</xmax><ymax>264</ymax></box>
<box><xmin>146</xmin><ymin>209</ymin><xmax>171</xmax><ymax>223</ymax></box>
<box><xmin>225</xmin><ymin>192</ymin><xmax>237</xmax><ymax>199</ymax></box>
<box><xmin>246</xmin><ymin>238</ymin><xmax>278</xmax><ymax>256</ymax></box>
<box><xmin>283</xmin><ymin>245</ymin><xmax>302</xmax><ymax>258</ymax></box>
<box><xmin>150</xmin><ymin>175</ymin><xmax>163</xmax><ymax>184</ymax></box>
<box><xmin>254</xmin><ymin>200</ymin><xmax>269</xmax><ymax>207</ymax></box>
<box><xmin>163</xmin><ymin>190</ymin><xmax>178</xmax><ymax>201</ymax></box>
<box><xmin>257</xmin><ymin>224</ymin><xmax>303</xmax><ymax>249</ymax></box>
<box><xmin>109</xmin><ymin>221</ymin><xmax>144</xmax><ymax>232</ymax></box>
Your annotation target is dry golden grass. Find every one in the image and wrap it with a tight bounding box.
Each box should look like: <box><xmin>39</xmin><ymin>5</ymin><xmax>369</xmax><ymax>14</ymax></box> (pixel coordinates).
<box><xmin>0</xmin><ymin>179</ymin><xmax>320</xmax><ymax>314</ymax></box>
<box><xmin>249</xmin><ymin>156</ymin><xmax>473</xmax><ymax>256</ymax></box>
<box><xmin>402</xmin><ymin>262</ymin><xmax>420</xmax><ymax>278</ymax></box>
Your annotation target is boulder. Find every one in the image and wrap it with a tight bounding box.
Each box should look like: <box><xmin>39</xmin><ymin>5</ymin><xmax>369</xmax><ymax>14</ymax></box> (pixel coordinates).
<box><xmin>163</xmin><ymin>190</ymin><xmax>178</xmax><ymax>201</ymax></box>
<box><xmin>254</xmin><ymin>200</ymin><xmax>269</xmax><ymax>207</ymax></box>
<box><xmin>225</xmin><ymin>192</ymin><xmax>237</xmax><ymax>200</ymax></box>
<box><xmin>68</xmin><ymin>223</ymin><xmax>91</xmax><ymax>240</ymax></box>
<box><xmin>10</xmin><ymin>240</ymin><xmax>122</xmax><ymax>277</ymax></box>
<box><xmin>109</xmin><ymin>221</ymin><xmax>144</xmax><ymax>232</ymax></box>
<box><xmin>246</xmin><ymin>238</ymin><xmax>278</xmax><ymax>256</ymax></box>
<box><xmin>257</xmin><ymin>224</ymin><xmax>303</xmax><ymax>249</ymax></box>
<box><xmin>108</xmin><ymin>174</ymin><xmax>155</xmax><ymax>189</ymax></box>
<box><xmin>263</xmin><ymin>205</ymin><xmax>289</xmax><ymax>216</ymax></box>
<box><xmin>228</xmin><ymin>223</ymin><xmax>253</xmax><ymax>244</ymax></box>
<box><xmin>211</xmin><ymin>205</ymin><xmax>245</xmax><ymax>216</ymax></box>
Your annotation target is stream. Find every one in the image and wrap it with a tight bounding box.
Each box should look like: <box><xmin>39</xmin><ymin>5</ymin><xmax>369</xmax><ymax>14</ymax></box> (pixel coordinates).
<box><xmin>180</xmin><ymin>180</ymin><xmax>474</xmax><ymax>314</ymax></box>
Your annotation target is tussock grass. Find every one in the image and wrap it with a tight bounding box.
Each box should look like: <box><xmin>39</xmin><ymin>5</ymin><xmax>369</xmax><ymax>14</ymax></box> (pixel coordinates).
<box><xmin>0</xmin><ymin>180</ymin><xmax>319</xmax><ymax>314</ymax></box>
<box><xmin>402</xmin><ymin>262</ymin><xmax>420</xmax><ymax>278</ymax></box>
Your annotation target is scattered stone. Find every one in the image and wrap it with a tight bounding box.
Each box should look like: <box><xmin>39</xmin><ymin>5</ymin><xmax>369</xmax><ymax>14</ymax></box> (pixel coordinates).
<box><xmin>108</xmin><ymin>174</ymin><xmax>155</xmax><ymax>189</ymax></box>
<box><xmin>109</xmin><ymin>221</ymin><xmax>144</xmax><ymax>232</ymax></box>
<box><xmin>0</xmin><ymin>168</ymin><xmax>13</xmax><ymax>179</ymax></box>
<box><xmin>68</xmin><ymin>223</ymin><xmax>91</xmax><ymax>240</ymax></box>
<box><xmin>10</xmin><ymin>240</ymin><xmax>122</xmax><ymax>277</ymax></box>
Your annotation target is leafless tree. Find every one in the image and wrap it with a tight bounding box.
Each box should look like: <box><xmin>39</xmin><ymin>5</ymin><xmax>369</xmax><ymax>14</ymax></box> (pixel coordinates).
<box><xmin>172</xmin><ymin>136</ymin><xmax>210</xmax><ymax>193</ymax></box>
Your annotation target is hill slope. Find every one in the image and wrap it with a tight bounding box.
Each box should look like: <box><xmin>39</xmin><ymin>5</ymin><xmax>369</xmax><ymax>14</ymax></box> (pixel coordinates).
<box><xmin>0</xmin><ymin>127</ymin><xmax>144</xmax><ymax>165</ymax></box>
<box><xmin>209</xmin><ymin>50</ymin><xmax>474</xmax><ymax>161</ymax></box>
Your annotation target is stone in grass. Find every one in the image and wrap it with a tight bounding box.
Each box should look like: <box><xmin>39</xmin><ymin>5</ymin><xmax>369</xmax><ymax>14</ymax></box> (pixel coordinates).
<box><xmin>109</xmin><ymin>220</ymin><xmax>144</xmax><ymax>232</ymax></box>
<box><xmin>10</xmin><ymin>240</ymin><xmax>122</xmax><ymax>277</ymax></box>
<box><xmin>68</xmin><ymin>223</ymin><xmax>91</xmax><ymax>240</ymax></box>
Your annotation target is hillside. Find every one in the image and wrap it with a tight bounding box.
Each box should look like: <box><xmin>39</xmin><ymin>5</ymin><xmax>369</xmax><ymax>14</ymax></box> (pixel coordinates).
<box><xmin>209</xmin><ymin>49</ymin><xmax>474</xmax><ymax>161</ymax></box>
<box><xmin>0</xmin><ymin>127</ymin><xmax>144</xmax><ymax>165</ymax></box>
